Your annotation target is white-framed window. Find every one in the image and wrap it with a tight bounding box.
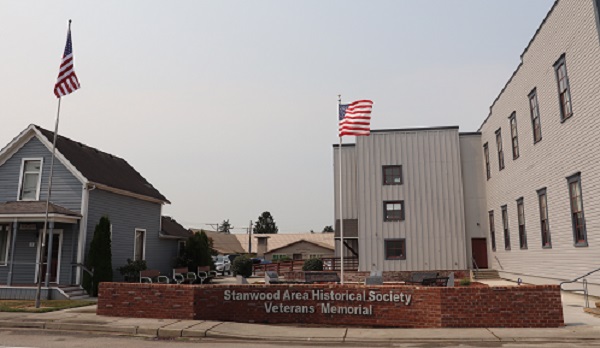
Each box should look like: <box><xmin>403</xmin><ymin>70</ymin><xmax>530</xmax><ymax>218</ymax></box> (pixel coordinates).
<box><xmin>17</xmin><ymin>158</ymin><xmax>43</xmax><ymax>201</ymax></box>
<box><xmin>308</xmin><ymin>254</ymin><xmax>323</xmax><ymax>259</ymax></box>
<box><xmin>0</xmin><ymin>225</ymin><xmax>10</xmax><ymax>266</ymax></box>
<box><xmin>272</xmin><ymin>254</ymin><xmax>289</xmax><ymax>261</ymax></box>
<box><xmin>134</xmin><ymin>229</ymin><xmax>146</xmax><ymax>261</ymax></box>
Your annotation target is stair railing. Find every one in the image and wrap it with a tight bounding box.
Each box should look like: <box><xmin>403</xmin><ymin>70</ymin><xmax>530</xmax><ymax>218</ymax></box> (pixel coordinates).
<box><xmin>471</xmin><ymin>257</ymin><xmax>480</xmax><ymax>280</ymax></box>
<box><xmin>559</xmin><ymin>266</ymin><xmax>600</xmax><ymax>308</ymax></box>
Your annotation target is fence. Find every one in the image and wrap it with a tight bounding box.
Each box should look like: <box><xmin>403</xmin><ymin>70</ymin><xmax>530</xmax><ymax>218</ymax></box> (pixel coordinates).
<box><xmin>252</xmin><ymin>257</ymin><xmax>358</xmax><ymax>275</ymax></box>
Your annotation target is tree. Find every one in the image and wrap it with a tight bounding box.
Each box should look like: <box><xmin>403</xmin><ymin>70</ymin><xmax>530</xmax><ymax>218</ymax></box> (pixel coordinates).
<box><xmin>253</xmin><ymin>211</ymin><xmax>278</xmax><ymax>234</ymax></box>
<box><xmin>322</xmin><ymin>225</ymin><xmax>334</xmax><ymax>233</ymax></box>
<box><xmin>218</xmin><ymin>219</ymin><xmax>232</xmax><ymax>234</ymax></box>
<box><xmin>184</xmin><ymin>231</ymin><xmax>214</xmax><ymax>271</ymax></box>
<box><xmin>83</xmin><ymin>216</ymin><xmax>113</xmax><ymax>296</ymax></box>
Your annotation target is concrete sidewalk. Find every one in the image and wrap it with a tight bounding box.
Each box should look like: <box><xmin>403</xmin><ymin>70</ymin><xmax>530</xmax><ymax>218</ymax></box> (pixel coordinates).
<box><xmin>0</xmin><ymin>295</ymin><xmax>599</xmax><ymax>343</ymax></box>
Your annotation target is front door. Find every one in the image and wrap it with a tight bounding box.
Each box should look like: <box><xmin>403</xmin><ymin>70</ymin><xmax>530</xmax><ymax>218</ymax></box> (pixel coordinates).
<box><xmin>471</xmin><ymin>238</ymin><xmax>488</xmax><ymax>269</ymax></box>
<box><xmin>36</xmin><ymin>230</ymin><xmax>63</xmax><ymax>283</ymax></box>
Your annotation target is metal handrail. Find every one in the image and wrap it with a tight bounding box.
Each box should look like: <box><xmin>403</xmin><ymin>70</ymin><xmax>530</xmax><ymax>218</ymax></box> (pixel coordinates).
<box><xmin>471</xmin><ymin>257</ymin><xmax>480</xmax><ymax>279</ymax></box>
<box><xmin>559</xmin><ymin>266</ymin><xmax>600</xmax><ymax>308</ymax></box>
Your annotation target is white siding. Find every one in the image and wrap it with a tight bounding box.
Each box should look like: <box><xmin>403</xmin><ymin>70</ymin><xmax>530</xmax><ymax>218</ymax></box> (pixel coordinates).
<box><xmin>479</xmin><ymin>0</ymin><xmax>600</xmax><ymax>287</ymax></box>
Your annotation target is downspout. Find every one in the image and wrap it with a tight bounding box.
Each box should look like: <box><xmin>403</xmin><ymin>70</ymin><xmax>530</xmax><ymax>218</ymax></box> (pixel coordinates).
<box><xmin>75</xmin><ymin>183</ymin><xmax>95</xmax><ymax>285</ymax></box>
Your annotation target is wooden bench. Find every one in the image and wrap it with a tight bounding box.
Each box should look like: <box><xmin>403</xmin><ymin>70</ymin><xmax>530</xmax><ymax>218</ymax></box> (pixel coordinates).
<box><xmin>197</xmin><ymin>266</ymin><xmax>216</xmax><ymax>284</ymax></box>
<box><xmin>173</xmin><ymin>267</ymin><xmax>197</xmax><ymax>284</ymax></box>
<box><xmin>304</xmin><ymin>271</ymin><xmax>340</xmax><ymax>284</ymax></box>
<box><xmin>405</xmin><ymin>272</ymin><xmax>439</xmax><ymax>285</ymax></box>
<box><xmin>139</xmin><ymin>269</ymin><xmax>169</xmax><ymax>284</ymax></box>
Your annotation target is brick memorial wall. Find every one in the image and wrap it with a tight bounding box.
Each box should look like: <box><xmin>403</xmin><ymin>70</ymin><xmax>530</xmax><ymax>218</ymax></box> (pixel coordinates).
<box><xmin>97</xmin><ymin>283</ymin><xmax>564</xmax><ymax>328</ymax></box>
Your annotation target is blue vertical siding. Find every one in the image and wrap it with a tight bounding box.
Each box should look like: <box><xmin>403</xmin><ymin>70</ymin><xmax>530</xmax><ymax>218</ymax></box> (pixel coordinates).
<box><xmin>87</xmin><ymin>189</ymin><xmax>174</xmax><ymax>280</ymax></box>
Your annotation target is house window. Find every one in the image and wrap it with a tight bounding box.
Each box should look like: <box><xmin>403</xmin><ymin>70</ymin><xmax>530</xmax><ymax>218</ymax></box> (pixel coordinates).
<box><xmin>134</xmin><ymin>229</ymin><xmax>146</xmax><ymax>261</ymax></box>
<box><xmin>0</xmin><ymin>225</ymin><xmax>9</xmax><ymax>265</ymax></box>
<box><xmin>177</xmin><ymin>240</ymin><xmax>186</xmax><ymax>257</ymax></box>
<box><xmin>501</xmin><ymin>205</ymin><xmax>510</xmax><ymax>250</ymax></box>
<box><xmin>517</xmin><ymin>198</ymin><xmax>527</xmax><ymax>249</ymax></box>
<box><xmin>554</xmin><ymin>55</ymin><xmax>573</xmax><ymax>121</ymax></box>
<box><xmin>483</xmin><ymin>143</ymin><xmax>491</xmax><ymax>180</ymax></box>
<box><xmin>309</xmin><ymin>254</ymin><xmax>323</xmax><ymax>259</ymax></box>
<box><xmin>567</xmin><ymin>173</ymin><xmax>587</xmax><ymax>246</ymax></box>
<box><xmin>529</xmin><ymin>89</ymin><xmax>542</xmax><ymax>143</ymax></box>
<box><xmin>382</xmin><ymin>165</ymin><xmax>403</xmax><ymax>185</ymax></box>
<box><xmin>538</xmin><ymin>188</ymin><xmax>551</xmax><ymax>248</ymax></box>
<box><xmin>488</xmin><ymin>211</ymin><xmax>496</xmax><ymax>251</ymax></box>
<box><xmin>384</xmin><ymin>239</ymin><xmax>406</xmax><ymax>260</ymax></box>
<box><xmin>272</xmin><ymin>254</ymin><xmax>288</xmax><ymax>261</ymax></box>
<box><xmin>509</xmin><ymin>112</ymin><xmax>519</xmax><ymax>159</ymax></box>
<box><xmin>18</xmin><ymin>159</ymin><xmax>42</xmax><ymax>201</ymax></box>
<box><xmin>383</xmin><ymin>201</ymin><xmax>404</xmax><ymax>221</ymax></box>
<box><xmin>495</xmin><ymin>129</ymin><xmax>504</xmax><ymax>170</ymax></box>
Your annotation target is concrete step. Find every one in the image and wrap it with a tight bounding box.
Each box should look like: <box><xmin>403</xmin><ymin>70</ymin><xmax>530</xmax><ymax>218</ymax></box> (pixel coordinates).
<box><xmin>69</xmin><ymin>294</ymin><xmax>91</xmax><ymax>300</ymax></box>
<box><xmin>473</xmin><ymin>269</ymin><xmax>500</xmax><ymax>280</ymax></box>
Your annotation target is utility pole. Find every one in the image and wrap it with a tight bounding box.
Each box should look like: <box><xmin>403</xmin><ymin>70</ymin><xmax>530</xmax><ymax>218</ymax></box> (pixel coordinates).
<box><xmin>248</xmin><ymin>220</ymin><xmax>253</xmax><ymax>254</ymax></box>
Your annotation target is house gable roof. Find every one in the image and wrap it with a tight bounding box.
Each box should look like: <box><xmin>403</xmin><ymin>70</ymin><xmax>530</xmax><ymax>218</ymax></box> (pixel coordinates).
<box><xmin>266</xmin><ymin>239</ymin><xmax>335</xmax><ymax>254</ymax></box>
<box><xmin>161</xmin><ymin>216</ymin><xmax>193</xmax><ymax>239</ymax></box>
<box><xmin>0</xmin><ymin>124</ymin><xmax>169</xmax><ymax>203</ymax></box>
<box><xmin>34</xmin><ymin>125</ymin><xmax>168</xmax><ymax>203</ymax></box>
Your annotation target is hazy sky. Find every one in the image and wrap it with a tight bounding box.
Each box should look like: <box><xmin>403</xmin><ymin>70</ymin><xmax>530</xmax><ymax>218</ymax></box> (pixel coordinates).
<box><xmin>0</xmin><ymin>0</ymin><xmax>554</xmax><ymax>233</ymax></box>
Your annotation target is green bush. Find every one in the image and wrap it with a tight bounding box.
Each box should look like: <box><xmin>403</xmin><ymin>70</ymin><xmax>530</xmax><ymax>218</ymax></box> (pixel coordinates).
<box><xmin>302</xmin><ymin>258</ymin><xmax>324</xmax><ymax>271</ymax></box>
<box><xmin>117</xmin><ymin>259</ymin><xmax>148</xmax><ymax>282</ymax></box>
<box><xmin>83</xmin><ymin>216</ymin><xmax>113</xmax><ymax>296</ymax></box>
<box><xmin>459</xmin><ymin>278</ymin><xmax>471</xmax><ymax>286</ymax></box>
<box><xmin>232</xmin><ymin>255</ymin><xmax>253</xmax><ymax>278</ymax></box>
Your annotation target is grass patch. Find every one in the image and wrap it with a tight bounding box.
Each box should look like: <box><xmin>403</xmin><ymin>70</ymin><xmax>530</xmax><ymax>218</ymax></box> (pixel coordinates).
<box><xmin>0</xmin><ymin>300</ymin><xmax>96</xmax><ymax>313</ymax></box>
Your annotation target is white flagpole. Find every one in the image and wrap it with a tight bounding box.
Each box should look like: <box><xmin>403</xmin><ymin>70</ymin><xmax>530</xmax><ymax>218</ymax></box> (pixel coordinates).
<box><xmin>338</xmin><ymin>95</ymin><xmax>344</xmax><ymax>285</ymax></box>
<box><xmin>35</xmin><ymin>97</ymin><xmax>61</xmax><ymax>308</ymax></box>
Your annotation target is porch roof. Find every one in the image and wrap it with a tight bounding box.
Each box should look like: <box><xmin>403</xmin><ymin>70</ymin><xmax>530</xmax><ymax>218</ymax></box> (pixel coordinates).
<box><xmin>0</xmin><ymin>201</ymin><xmax>81</xmax><ymax>224</ymax></box>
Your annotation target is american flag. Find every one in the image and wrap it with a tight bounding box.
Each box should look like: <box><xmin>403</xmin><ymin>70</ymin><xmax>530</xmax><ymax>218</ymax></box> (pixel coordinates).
<box><xmin>54</xmin><ymin>23</ymin><xmax>80</xmax><ymax>98</ymax></box>
<box><xmin>338</xmin><ymin>100</ymin><xmax>373</xmax><ymax>137</ymax></box>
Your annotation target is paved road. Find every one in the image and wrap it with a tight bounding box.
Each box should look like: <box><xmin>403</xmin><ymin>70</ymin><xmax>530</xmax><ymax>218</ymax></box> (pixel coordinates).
<box><xmin>1</xmin><ymin>330</ymin><xmax>600</xmax><ymax>348</ymax></box>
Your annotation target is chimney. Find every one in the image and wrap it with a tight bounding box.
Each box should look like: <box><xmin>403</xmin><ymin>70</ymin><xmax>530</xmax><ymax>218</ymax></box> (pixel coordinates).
<box><xmin>255</xmin><ymin>235</ymin><xmax>270</xmax><ymax>258</ymax></box>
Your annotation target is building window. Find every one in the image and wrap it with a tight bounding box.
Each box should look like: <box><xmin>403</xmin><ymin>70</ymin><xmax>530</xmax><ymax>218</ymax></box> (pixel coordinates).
<box><xmin>134</xmin><ymin>229</ymin><xmax>146</xmax><ymax>261</ymax></box>
<box><xmin>382</xmin><ymin>165</ymin><xmax>403</xmax><ymax>185</ymax></box>
<box><xmin>177</xmin><ymin>240</ymin><xmax>186</xmax><ymax>257</ymax></box>
<box><xmin>309</xmin><ymin>254</ymin><xmax>323</xmax><ymax>259</ymax></box>
<box><xmin>554</xmin><ymin>55</ymin><xmax>573</xmax><ymax>121</ymax></box>
<box><xmin>488</xmin><ymin>211</ymin><xmax>496</xmax><ymax>251</ymax></box>
<box><xmin>529</xmin><ymin>89</ymin><xmax>542</xmax><ymax>143</ymax></box>
<box><xmin>517</xmin><ymin>198</ymin><xmax>527</xmax><ymax>249</ymax></box>
<box><xmin>272</xmin><ymin>254</ymin><xmax>289</xmax><ymax>261</ymax></box>
<box><xmin>501</xmin><ymin>205</ymin><xmax>510</xmax><ymax>250</ymax></box>
<box><xmin>483</xmin><ymin>143</ymin><xmax>491</xmax><ymax>180</ymax></box>
<box><xmin>495</xmin><ymin>129</ymin><xmax>504</xmax><ymax>170</ymax></box>
<box><xmin>384</xmin><ymin>239</ymin><xmax>406</xmax><ymax>260</ymax></box>
<box><xmin>537</xmin><ymin>188</ymin><xmax>551</xmax><ymax>248</ymax></box>
<box><xmin>509</xmin><ymin>112</ymin><xmax>519</xmax><ymax>159</ymax></box>
<box><xmin>0</xmin><ymin>225</ymin><xmax>9</xmax><ymax>265</ymax></box>
<box><xmin>567</xmin><ymin>173</ymin><xmax>587</xmax><ymax>246</ymax></box>
<box><xmin>383</xmin><ymin>201</ymin><xmax>404</xmax><ymax>221</ymax></box>
<box><xmin>18</xmin><ymin>159</ymin><xmax>43</xmax><ymax>201</ymax></box>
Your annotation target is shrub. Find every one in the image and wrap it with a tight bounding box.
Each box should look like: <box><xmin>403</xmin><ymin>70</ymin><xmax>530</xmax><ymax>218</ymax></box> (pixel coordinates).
<box><xmin>83</xmin><ymin>216</ymin><xmax>113</xmax><ymax>296</ymax></box>
<box><xmin>302</xmin><ymin>258</ymin><xmax>324</xmax><ymax>271</ymax></box>
<box><xmin>232</xmin><ymin>255</ymin><xmax>253</xmax><ymax>278</ymax></box>
<box><xmin>117</xmin><ymin>259</ymin><xmax>147</xmax><ymax>282</ymax></box>
<box><xmin>459</xmin><ymin>278</ymin><xmax>472</xmax><ymax>286</ymax></box>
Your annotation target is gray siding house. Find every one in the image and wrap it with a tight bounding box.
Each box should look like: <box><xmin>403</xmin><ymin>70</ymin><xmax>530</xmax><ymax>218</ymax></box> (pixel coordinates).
<box><xmin>0</xmin><ymin>124</ymin><xmax>186</xmax><ymax>298</ymax></box>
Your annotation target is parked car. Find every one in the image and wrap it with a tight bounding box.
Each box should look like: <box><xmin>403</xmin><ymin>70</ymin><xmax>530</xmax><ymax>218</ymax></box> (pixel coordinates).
<box><xmin>251</xmin><ymin>258</ymin><xmax>272</xmax><ymax>265</ymax></box>
<box><xmin>213</xmin><ymin>255</ymin><xmax>231</xmax><ymax>275</ymax></box>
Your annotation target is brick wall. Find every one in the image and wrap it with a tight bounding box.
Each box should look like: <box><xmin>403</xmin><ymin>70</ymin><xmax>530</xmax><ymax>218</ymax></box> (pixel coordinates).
<box><xmin>97</xmin><ymin>283</ymin><xmax>564</xmax><ymax>328</ymax></box>
<box><xmin>97</xmin><ymin>282</ymin><xmax>195</xmax><ymax>319</ymax></box>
